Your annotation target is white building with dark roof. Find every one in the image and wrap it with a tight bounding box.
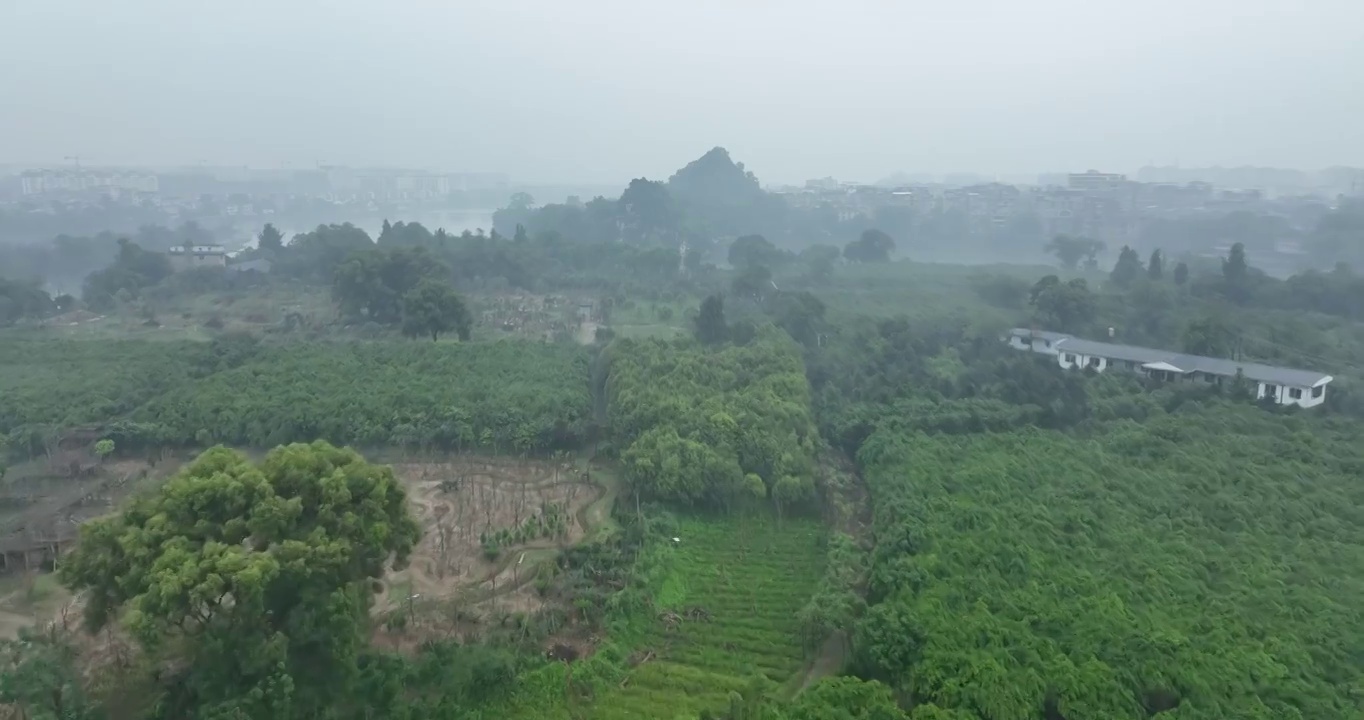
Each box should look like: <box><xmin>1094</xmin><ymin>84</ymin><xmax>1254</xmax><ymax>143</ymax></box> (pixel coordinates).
<box><xmin>167</xmin><ymin>244</ymin><xmax>228</xmax><ymax>271</ymax></box>
<box><xmin>1006</xmin><ymin>328</ymin><xmax>1332</xmax><ymax>408</ymax></box>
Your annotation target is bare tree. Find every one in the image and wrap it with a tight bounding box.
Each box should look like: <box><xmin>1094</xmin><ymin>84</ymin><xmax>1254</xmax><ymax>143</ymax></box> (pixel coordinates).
<box><xmin>436</xmin><ymin>520</ymin><xmax>451</xmax><ymax>579</ymax></box>
<box><xmin>481</xmin><ymin>485</ymin><xmax>494</xmax><ymax>531</ymax></box>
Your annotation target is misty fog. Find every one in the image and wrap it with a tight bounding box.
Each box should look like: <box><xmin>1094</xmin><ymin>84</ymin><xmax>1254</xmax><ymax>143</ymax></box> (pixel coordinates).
<box><xmin>3</xmin><ymin>0</ymin><xmax>1363</xmax><ymax>184</ymax></box>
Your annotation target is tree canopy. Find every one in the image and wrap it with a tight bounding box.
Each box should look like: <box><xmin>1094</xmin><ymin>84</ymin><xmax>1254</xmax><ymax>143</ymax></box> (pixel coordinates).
<box><xmin>59</xmin><ymin>442</ymin><xmax>420</xmax><ymax>718</ymax></box>
<box><xmin>400</xmin><ymin>277</ymin><xmax>472</xmax><ymax>341</ymax></box>
<box><xmin>1044</xmin><ymin>234</ymin><xmax>1104</xmax><ymax>270</ymax></box>
<box><xmin>1109</xmin><ymin>245</ymin><xmax>1144</xmax><ymax>287</ymax></box>
<box><xmin>82</xmin><ymin>238</ymin><xmax>174</xmax><ymax>310</ymax></box>
<box><xmin>844</xmin><ymin>229</ymin><xmax>896</xmax><ymax>263</ymax></box>
<box><xmin>607</xmin><ymin>330</ymin><xmax>818</xmax><ymax>510</ymax></box>
<box><xmin>852</xmin><ymin>405</ymin><xmax>1364</xmax><ymax>719</ymax></box>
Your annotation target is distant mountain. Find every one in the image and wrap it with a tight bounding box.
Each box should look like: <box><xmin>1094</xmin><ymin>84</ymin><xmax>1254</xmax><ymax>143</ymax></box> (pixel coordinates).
<box><xmin>667</xmin><ymin>147</ymin><xmax>764</xmax><ymax>207</ymax></box>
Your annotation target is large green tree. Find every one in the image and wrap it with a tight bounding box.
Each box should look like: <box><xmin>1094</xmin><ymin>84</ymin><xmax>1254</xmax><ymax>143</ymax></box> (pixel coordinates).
<box><xmin>81</xmin><ymin>238</ymin><xmax>174</xmax><ymax>310</ymax></box>
<box><xmin>59</xmin><ymin>442</ymin><xmax>420</xmax><ymax>719</ymax></box>
<box><xmin>1029</xmin><ymin>275</ymin><xmax>1097</xmax><ymax>333</ymax></box>
<box><xmin>844</xmin><ymin>229</ymin><xmax>895</xmax><ymax>263</ymax></box>
<box><xmin>0</xmin><ymin>276</ymin><xmax>55</xmax><ymax>325</ymax></box>
<box><xmin>728</xmin><ymin>234</ymin><xmax>786</xmax><ymax>270</ymax></box>
<box><xmin>257</xmin><ymin>223</ymin><xmax>285</xmax><ymax>255</ymax></box>
<box><xmin>0</xmin><ymin>628</ymin><xmax>91</xmax><ymax>720</ymax></box>
<box><xmin>400</xmin><ymin>278</ymin><xmax>472</xmax><ymax>341</ymax></box>
<box><xmin>277</xmin><ymin>223</ymin><xmax>374</xmax><ymax>283</ymax></box>
<box><xmin>1044</xmin><ymin>234</ymin><xmax>1105</xmax><ymax>270</ymax></box>
<box><xmin>1222</xmin><ymin>242</ymin><xmax>1252</xmax><ymax>303</ymax></box>
<box><xmin>1147</xmin><ymin>249</ymin><xmax>1164</xmax><ymax>280</ymax></box>
<box><xmin>695</xmin><ymin>294</ymin><xmax>729</xmax><ymax>345</ymax></box>
<box><xmin>1109</xmin><ymin>245</ymin><xmax>1144</xmax><ymax>287</ymax></box>
<box><xmin>334</xmin><ymin>246</ymin><xmax>444</xmax><ymax>325</ymax></box>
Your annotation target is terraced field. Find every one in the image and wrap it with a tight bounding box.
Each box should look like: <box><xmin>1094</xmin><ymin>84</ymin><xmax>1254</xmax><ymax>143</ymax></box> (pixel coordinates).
<box><xmin>597</xmin><ymin>515</ymin><xmax>825</xmax><ymax>720</ymax></box>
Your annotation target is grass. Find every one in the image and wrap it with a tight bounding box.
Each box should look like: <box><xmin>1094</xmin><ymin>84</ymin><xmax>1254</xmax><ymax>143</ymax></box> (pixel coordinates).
<box><xmin>608</xmin><ymin>299</ymin><xmax>691</xmax><ymax>340</ymax></box>
<box><xmin>591</xmin><ymin>514</ymin><xmax>825</xmax><ymax>720</ymax></box>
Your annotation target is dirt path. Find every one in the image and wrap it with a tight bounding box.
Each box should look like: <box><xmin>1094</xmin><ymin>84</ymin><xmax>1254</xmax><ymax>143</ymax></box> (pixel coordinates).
<box><xmin>577</xmin><ymin>321</ymin><xmax>599</xmax><ymax>345</ymax></box>
<box><xmin>795</xmin><ymin>631</ymin><xmax>850</xmax><ymax>693</ymax></box>
<box><xmin>789</xmin><ymin>451</ymin><xmax>873</xmax><ymax>697</ymax></box>
<box><xmin>0</xmin><ymin>607</ymin><xmax>35</xmax><ymax>639</ymax></box>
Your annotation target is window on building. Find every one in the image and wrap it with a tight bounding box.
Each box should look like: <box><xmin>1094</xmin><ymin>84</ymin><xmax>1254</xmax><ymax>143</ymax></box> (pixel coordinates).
<box><xmin>1264</xmin><ymin>384</ymin><xmax>1277</xmax><ymax>397</ymax></box>
<box><xmin>1064</xmin><ymin>353</ymin><xmax>1076</xmax><ymax>363</ymax></box>
<box><xmin>1313</xmin><ymin>385</ymin><xmax>1324</xmax><ymax>398</ymax></box>
<box><xmin>1288</xmin><ymin>388</ymin><xmax>1302</xmax><ymax>400</ymax></box>
<box><xmin>1088</xmin><ymin>357</ymin><xmax>1101</xmax><ymax>368</ymax></box>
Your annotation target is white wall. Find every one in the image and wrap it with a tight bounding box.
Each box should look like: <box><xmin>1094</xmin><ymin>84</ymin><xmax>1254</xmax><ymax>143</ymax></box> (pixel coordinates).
<box><xmin>1262</xmin><ymin>382</ymin><xmax>1327</xmax><ymax>408</ymax></box>
<box><xmin>1009</xmin><ymin>335</ymin><xmax>1061</xmax><ymax>355</ymax></box>
<box><xmin>1032</xmin><ymin>338</ymin><xmax>1060</xmax><ymax>355</ymax></box>
<box><xmin>1010</xmin><ymin>335</ymin><xmax>1330</xmax><ymax>410</ymax></box>
<box><xmin>1057</xmin><ymin>352</ymin><xmax>1106</xmax><ymax>371</ymax></box>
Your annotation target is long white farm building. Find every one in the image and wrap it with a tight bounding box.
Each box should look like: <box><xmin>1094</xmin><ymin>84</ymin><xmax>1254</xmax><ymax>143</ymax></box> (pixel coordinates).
<box><xmin>1006</xmin><ymin>328</ymin><xmax>1332</xmax><ymax>408</ymax></box>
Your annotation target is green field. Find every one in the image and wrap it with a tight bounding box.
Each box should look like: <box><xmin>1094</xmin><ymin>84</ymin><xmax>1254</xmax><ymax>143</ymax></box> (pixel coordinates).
<box><xmin>596</xmin><ymin>515</ymin><xmax>825</xmax><ymax>720</ymax></box>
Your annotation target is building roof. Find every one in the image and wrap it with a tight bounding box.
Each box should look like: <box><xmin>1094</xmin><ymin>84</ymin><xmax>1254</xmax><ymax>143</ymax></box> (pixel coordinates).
<box><xmin>1008</xmin><ymin>328</ymin><xmax>1072</xmax><ymax>343</ymax></box>
<box><xmin>1050</xmin><ymin>336</ymin><xmax>1332</xmax><ymax>387</ymax></box>
<box><xmin>168</xmin><ymin>244</ymin><xmax>227</xmax><ymax>255</ymax></box>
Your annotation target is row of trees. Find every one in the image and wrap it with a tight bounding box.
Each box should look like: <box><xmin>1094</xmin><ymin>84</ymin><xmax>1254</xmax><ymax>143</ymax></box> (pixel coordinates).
<box><xmin>130</xmin><ymin>340</ymin><xmax>593</xmax><ymax>454</ymax></box>
<box><xmin>0</xmin><ymin>335</ymin><xmax>593</xmax><ymax>461</ymax></box>
<box><xmin>251</xmin><ymin>218</ymin><xmax>708</xmax><ymax>302</ymax></box>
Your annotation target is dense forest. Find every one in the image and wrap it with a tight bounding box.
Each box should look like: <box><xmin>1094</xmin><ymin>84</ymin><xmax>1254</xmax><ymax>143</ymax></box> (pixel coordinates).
<box><xmin>606</xmin><ymin>330</ymin><xmax>818</xmax><ymax>511</ymax></box>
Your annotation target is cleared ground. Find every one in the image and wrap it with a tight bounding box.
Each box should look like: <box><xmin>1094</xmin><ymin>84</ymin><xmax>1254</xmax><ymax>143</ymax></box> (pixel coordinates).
<box><xmin>373</xmin><ymin>455</ymin><xmax>614</xmax><ymax>644</ymax></box>
<box><xmin>0</xmin><ymin>452</ymin><xmax>614</xmax><ymax>647</ymax></box>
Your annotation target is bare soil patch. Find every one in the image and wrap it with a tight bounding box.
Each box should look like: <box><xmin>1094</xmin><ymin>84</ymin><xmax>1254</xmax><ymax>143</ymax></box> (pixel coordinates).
<box><xmin>373</xmin><ymin>456</ymin><xmax>602</xmax><ymax>643</ymax></box>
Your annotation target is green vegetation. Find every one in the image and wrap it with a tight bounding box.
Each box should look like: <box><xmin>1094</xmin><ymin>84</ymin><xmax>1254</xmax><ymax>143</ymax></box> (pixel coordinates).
<box><xmin>58</xmin><ymin>442</ymin><xmax>420</xmax><ymax>719</ymax></box>
<box><xmin>480</xmin><ymin>501</ymin><xmax>572</xmax><ymax>559</ymax></box>
<box><xmin>0</xmin><ymin>335</ymin><xmax>216</xmax><ymax>454</ymax></box>
<box><xmin>607</xmin><ymin>331</ymin><xmax>819</xmax><ymax>510</ymax></box>
<box><xmin>135</xmin><ymin>340</ymin><xmax>591</xmax><ymax>453</ymax></box>
<box><xmin>494</xmin><ymin>513</ymin><xmax>828</xmax><ymax>720</ymax></box>
<box><xmin>851</xmin><ymin>406</ymin><xmax>1364</xmax><ymax>718</ymax></box>
<box><xmin>0</xmin><ymin>276</ymin><xmax>55</xmax><ymax>326</ymax></box>
<box><xmin>7</xmin><ymin>147</ymin><xmax>1364</xmax><ymax>719</ymax></box>
<box><xmin>82</xmin><ymin>237</ymin><xmax>174</xmax><ymax>310</ymax></box>
<box><xmin>596</xmin><ymin>515</ymin><xmax>825</xmax><ymax>720</ymax></box>
<box><xmin>0</xmin><ymin>336</ymin><xmax>592</xmax><ymax>460</ymax></box>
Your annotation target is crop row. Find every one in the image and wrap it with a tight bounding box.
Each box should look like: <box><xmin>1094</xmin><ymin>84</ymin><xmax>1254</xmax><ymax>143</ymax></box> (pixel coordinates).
<box><xmin>594</xmin><ymin>516</ymin><xmax>824</xmax><ymax>720</ymax></box>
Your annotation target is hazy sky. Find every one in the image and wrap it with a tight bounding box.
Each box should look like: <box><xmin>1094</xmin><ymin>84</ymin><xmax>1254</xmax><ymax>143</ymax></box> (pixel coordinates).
<box><xmin>3</xmin><ymin>0</ymin><xmax>1362</xmax><ymax>185</ymax></box>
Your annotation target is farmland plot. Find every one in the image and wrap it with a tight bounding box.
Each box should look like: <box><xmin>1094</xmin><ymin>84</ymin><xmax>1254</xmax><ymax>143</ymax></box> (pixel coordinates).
<box><xmin>596</xmin><ymin>515</ymin><xmax>824</xmax><ymax>720</ymax></box>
